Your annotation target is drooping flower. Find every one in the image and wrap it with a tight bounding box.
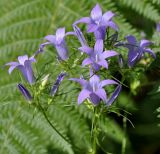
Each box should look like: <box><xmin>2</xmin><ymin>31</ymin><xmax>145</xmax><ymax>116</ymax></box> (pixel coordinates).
<box><xmin>74</xmin><ymin>4</ymin><xmax>118</xmax><ymax>40</ymax></box>
<box><xmin>6</xmin><ymin>55</ymin><xmax>35</xmax><ymax>84</ymax></box>
<box><xmin>17</xmin><ymin>83</ymin><xmax>32</xmax><ymax>101</ymax></box>
<box><xmin>115</xmin><ymin>35</ymin><xmax>156</xmax><ymax>67</ymax></box>
<box><xmin>50</xmin><ymin>72</ymin><xmax>67</xmax><ymax>96</ymax></box>
<box><xmin>70</xmin><ymin>74</ymin><xmax>121</xmax><ymax>106</ymax></box>
<box><xmin>79</xmin><ymin>39</ymin><xmax>118</xmax><ymax>71</ymax></box>
<box><xmin>37</xmin><ymin>27</ymin><xmax>71</xmax><ymax>60</ymax></box>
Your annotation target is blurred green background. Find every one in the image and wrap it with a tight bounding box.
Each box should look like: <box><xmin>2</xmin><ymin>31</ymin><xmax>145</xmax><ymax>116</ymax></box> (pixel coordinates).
<box><xmin>0</xmin><ymin>0</ymin><xmax>160</xmax><ymax>154</ymax></box>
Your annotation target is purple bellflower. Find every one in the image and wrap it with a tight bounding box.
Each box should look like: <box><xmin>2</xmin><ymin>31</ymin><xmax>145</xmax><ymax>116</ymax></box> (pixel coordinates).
<box><xmin>70</xmin><ymin>74</ymin><xmax>121</xmax><ymax>106</ymax></box>
<box><xmin>79</xmin><ymin>39</ymin><xmax>118</xmax><ymax>71</ymax></box>
<box><xmin>50</xmin><ymin>72</ymin><xmax>67</xmax><ymax>96</ymax></box>
<box><xmin>74</xmin><ymin>4</ymin><xmax>118</xmax><ymax>40</ymax></box>
<box><xmin>18</xmin><ymin>83</ymin><xmax>32</xmax><ymax>101</ymax></box>
<box><xmin>37</xmin><ymin>27</ymin><xmax>71</xmax><ymax>60</ymax></box>
<box><xmin>115</xmin><ymin>35</ymin><xmax>156</xmax><ymax>67</ymax></box>
<box><xmin>6</xmin><ymin>55</ymin><xmax>35</xmax><ymax>84</ymax></box>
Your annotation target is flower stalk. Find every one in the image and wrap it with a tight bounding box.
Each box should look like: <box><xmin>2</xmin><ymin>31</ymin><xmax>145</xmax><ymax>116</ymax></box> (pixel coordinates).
<box><xmin>91</xmin><ymin>106</ymin><xmax>100</xmax><ymax>154</ymax></box>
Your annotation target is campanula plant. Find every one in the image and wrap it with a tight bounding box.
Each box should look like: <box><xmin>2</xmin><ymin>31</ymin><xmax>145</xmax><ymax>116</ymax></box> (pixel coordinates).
<box><xmin>74</xmin><ymin>4</ymin><xmax>118</xmax><ymax>40</ymax></box>
<box><xmin>79</xmin><ymin>39</ymin><xmax>118</xmax><ymax>71</ymax></box>
<box><xmin>4</xmin><ymin>3</ymin><xmax>157</xmax><ymax>154</ymax></box>
<box><xmin>115</xmin><ymin>35</ymin><xmax>156</xmax><ymax>67</ymax></box>
<box><xmin>6</xmin><ymin>55</ymin><xmax>36</xmax><ymax>84</ymax></box>
<box><xmin>37</xmin><ymin>27</ymin><xmax>72</xmax><ymax>60</ymax></box>
<box><xmin>70</xmin><ymin>74</ymin><xmax>121</xmax><ymax>105</ymax></box>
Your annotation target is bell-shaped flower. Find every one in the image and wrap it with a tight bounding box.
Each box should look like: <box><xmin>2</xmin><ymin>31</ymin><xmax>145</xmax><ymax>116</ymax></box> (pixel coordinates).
<box><xmin>79</xmin><ymin>39</ymin><xmax>118</xmax><ymax>71</ymax></box>
<box><xmin>37</xmin><ymin>27</ymin><xmax>71</xmax><ymax>60</ymax></box>
<box><xmin>115</xmin><ymin>35</ymin><xmax>156</xmax><ymax>67</ymax></box>
<box><xmin>70</xmin><ymin>74</ymin><xmax>121</xmax><ymax>106</ymax></box>
<box><xmin>74</xmin><ymin>4</ymin><xmax>118</xmax><ymax>40</ymax></box>
<box><xmin>17</xmin><ymin>83</ymin><xmax>32</xmax><ymax>101</ymax></box>
<box><xmin>6</xmin><ymin>55</ymin><xmax>35</xmax><ymax>84</ymax></box>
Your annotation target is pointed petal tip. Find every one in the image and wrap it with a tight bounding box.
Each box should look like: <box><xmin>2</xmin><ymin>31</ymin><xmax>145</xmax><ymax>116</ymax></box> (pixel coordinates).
<box><xmin>91</xmin><ymin>3</ymin><xmax>102</xmax><ymax>21</ymax></box>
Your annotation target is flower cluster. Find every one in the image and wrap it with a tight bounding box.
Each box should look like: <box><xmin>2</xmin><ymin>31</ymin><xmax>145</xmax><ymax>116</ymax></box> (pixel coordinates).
<box><xmin>5</xmin><ymin>4</ymin><xmax>156</xmax><ymax>107</ymax></box>
<box><xmin>115</xmin><ymin>35</ymin><xmax>156</xmax><ymax>67</ymax></box>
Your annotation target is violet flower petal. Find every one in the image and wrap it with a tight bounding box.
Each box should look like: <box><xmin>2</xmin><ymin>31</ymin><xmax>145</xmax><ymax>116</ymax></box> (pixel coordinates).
<box><xmin>125</xmin><ymin>35</ymin><xmax>137</xmax><ymax>44</ymax></box>
<box><xmin>6</xmin><ymin>55</ymin><xmax>35</xmax><ymax>84</ymax></box>
<box><xmin>102</xmin><ymin>11</ymin><xmax>115</xmax><ymax>22</ymax></box>
<box><xmin>35</xmin><ymin>42</ymin><xmax>52</xmax><ymax>55</ymax></box>
<box><xmin>89</xmin><ymin>75</ymin><xmax>100</xmax><ymax>87</ymax></box>
<box><xmin>73</xmin><ymin>17</ymin><xmax>91</xmax><ymax>25</ymax></box>
<box><xmin>92</xmin><ymin>62</ymin><xmax>101</xmax><ymax>71</ymax></box>
<box><xmin>100</xmin><ymin>79</ymin><xmax>118</xmax><ymax>88</ymax></box>
<box><xmin>101</xmin><ymin>50</ymin><xmax>118</xmax><ymax>59</ymax></box>
<box><xmin>18</xmin><ymin>55</ymin><xmax>28</xmax><ymax>65</ymax></box>
<box><xmin>95</xmin><ymin>88</ymin><xmax>107</xmax><ymax>102</ymax></box>
<box><xmin>24</xmin><ymin>60</ymin><xmax>35</xmax><ymax>84</ymax></box>
<box><xmin>82</xmin><ymin>58</ymin><xmax>93</xmax><ymax>66</ymax></box>
<box><xmin>144</xmin><ymin>48</ymin><xmax>156</xmax><ymax>58</ymax></box>
<box><xmin>78</xmin><ymin>46</ymin><xmax>93</xmax><ymax>54</ymax></box>
<box><xmin>8</xmin><ymin>65</ymin><xmax>18</xmax><ymax>74</ymax></box>
<box><xmin>89</xmin><ymin>93</ymin><xmax>100</xmax><ymax>105</ymax></box>
<box><xmin>69</xmin><ymin>78</ymin><xmax>87</xmax><ymax>87</ymax></box>
<box><xmin>90</xmin><ymin>4</ymin><xmax>102</xmax><ymax>21</ymax></box>
<box><xmin>5</xmin><ymin>62</ymin><xmax>19</xmax><ymax>66</ymax></box>
<box><xmin>94</xmin><ymin>27</ymin><xmax>106</xmax><ymax>40</ymax></box>
<box><xmin>55</xmin><ymin>42</ymin><xmax>68</xmax><ymax>60</ymax></box>
<box><xmin>16</xmin><ymin>65</ymin><xmax>28</xmax><ymax>81</ymax></box>
<box><xmin>106</xmin><ymin>21</ymin><xmax>118</xmax><ymax>31</ymax></box>
<box><xmin>140</xmin><ymin>40</ymin><xmax>153</xmax><ymax>48</ymax></box>
<box><xmin>128</xmin><ymin>49</ymin><xmax>139</xmax><ymax>66</ymax></box>
<box><xmin>5</xmin><ymin>62</ymin><xmax>19</xmax><ymax>74</ymax></box>
<box><xmin>97</xmin><ymin>60</ymin><xmax>108</xmax><ymax>69</ymax></box>
<box><xmin>78</xmin><ymin>89</ymin><xmax>91</xmax><ymax>104</ymax></box>
<box><xmin>29</xmin><ymin>56</ymin><xmax>36</xmax><ymax>63</ymax></box>
<box><xmin>94</xmin><ymin>39</ymin><xmax>103</xmax><ymax>53</ymax></box>
<box><xmin>65</xmin><ymin>32</ymin><xmax>76</xmax><ymax>36</ymax></box>
<box><xmin>45</xmin><ymin>35</ymin><xmax>56</xmax><ymax>44</ymax></box>
<box><xmin>87</xmin><ymin>24</ymin><xmax>98</xmax><ymax>33</ymax></box>
<box><xmin>56</xmin><ymin>28</ymin><xmax>65</xmax><ymax>44</ymax></box>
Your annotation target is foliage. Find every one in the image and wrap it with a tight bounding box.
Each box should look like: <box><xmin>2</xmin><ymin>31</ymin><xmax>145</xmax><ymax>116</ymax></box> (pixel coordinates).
<box><xmin>0</xmin><ymin>0</ymin><xmax>160</xmax><ymax>154</ymax></box>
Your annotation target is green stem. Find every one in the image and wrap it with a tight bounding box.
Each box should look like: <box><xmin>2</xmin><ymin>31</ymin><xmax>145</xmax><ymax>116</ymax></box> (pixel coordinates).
<box><xmin>37</xmin><ymin>102</ymin><xmax>69</xmax><ymax>143</ymax></box>
<box><xmin>91</xmin><ymin>107</ymin><xmax>99</xmax><ymax>154</ymax></box>
<box><xmin>121</xmin><ymin>115</ymin><xmax>127</xmax><ymax>154</ymax></box>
